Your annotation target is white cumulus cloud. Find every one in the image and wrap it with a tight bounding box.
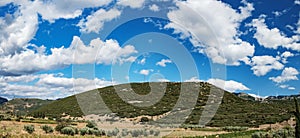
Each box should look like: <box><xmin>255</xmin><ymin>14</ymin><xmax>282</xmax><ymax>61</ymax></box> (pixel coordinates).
<box><xmin>269</xmin><ymin>67</ymin><xmax>299</xmax><ymax>83</ymax></box>
<box><xmin>156</xmin><ymin>59</ymin><xmax>172</xmax><ymax>67</ymax></box>
<box><xmin>139</xmin><ymin>69</ymin><xmax>153</xmax><ymax>76</ymax></box>
<box><xmin>0</xmin><ymin>36</ymin><xmax>137</xmax><ymax>76</ymax></box>
<box><xmin>207</xmin><ymin>78</ymin><xmax>250</xmax><ymax>92</ymax></box>
<box><xmin>78</xmin><ymin>8</ymin><xmax>121</xmax><ymax>33</ymax></box>
<box><xmin>0</xmin><ymin>73</ymin><xmax>114</xmax><ymax>99</ymax></box>
<box><xmin>117</xmin><ymin>0</ymin><xmax>145</xmax><ymax>9</ymax></box>
<box><xmin>165</xmin><ymin>0</ymin><xmax>255</xmax><ymax>65</ymax></box>
<box><xmin>0</xmin><ymin>0</ymin><xmax>113</xmax><ymax>56</ymax></box>
<box><xmin>250</xmin><ymin>15</ymin><xmax>300</xmax><ymax>51</ymax></box>
<box><xmin>248</xmin><ymin>55</ymin><xmax>284</xmax><ymax>76</ymax></box>
<box><xmin>149</xmin><ymin>4</ymin><xmax>160</xmax><ymax>12</ymax></box>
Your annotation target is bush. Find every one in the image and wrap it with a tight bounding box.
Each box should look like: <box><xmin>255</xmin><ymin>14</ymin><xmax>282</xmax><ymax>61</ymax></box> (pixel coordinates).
<box><xmin>121</xmin><ymin>129</ymin><xmax>129</xmax><ymax>137</ymax></box>
<box><xmin>24</xmin><ymin>125</ymin><xmax>35</xmax><ymax>134</ymax></box>
<box><xmin>154</xmin><ymin>129</ymin><xmax>160</xmax><ymax>136</ymax></box>
<box><xmin>112</xmin><ymin>128</ymin><xmax>119</xmax><ymax>136</ymax></box>
<box><xmin>41</xmin><ymin>125</ymin><xmax>54</xmax><ymax>133</ymax></box>
<box><xmin>55</xmin><ymin>121</ymin><xmax>70</xmax><ymax>132</ymax></box>
<box><xmin>91</xmin><ymin>129</ymin><xmax>105</xmax><ymax>136</ymax></box>
<box><xmin>149</xmin><ymin>129</ymin><xmax>154</xmax><ymax>135</ymax></box>
<box><xmin>131</xmin><ymin>130</ymin><xmax>140</xmax><ymax>137</ymax></box>
<box><xmin>86</xmin><ymin>121</ymin><xmax>97</xmax><ymax>128</ymax></box>
<box><xmin>0</xmin><ymin>115</ymin><xmax>4</xmax><ymax>121</ymax></box>
<box><xmin>80</xmin><ymin>127</ymin><xmax>89</xmax><ymax>136</ymax></box>
<box><xmin>140</xmin><ymin>117</ymin><xmax>149</xmax><ymax>122</ymax></box>
<box><xmin>60</xmin><ymin>126</ymin><xmax>76</xmax><ymax>136</ymax></box>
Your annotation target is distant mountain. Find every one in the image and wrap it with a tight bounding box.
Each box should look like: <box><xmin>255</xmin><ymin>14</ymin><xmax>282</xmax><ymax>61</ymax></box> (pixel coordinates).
<box><xmin>266</xmin><ymin>94</ymin><xmax>300</xmax><ymax>100</ymax></box>
<box><xmin>0</xmin><ymin>98</ymin><xmax>53</xmax><ymax>115</ymax></box>
<box><xmin>31</xmin><ymin>82</ymin><xmax>295</xmax><ymax>127</ymax></box>
<box><xmin>233</xmin><ymin>92</ymin><xmax>256</xmax><ymax>101</ymax></box>
<box><xmin>0</xmin><ymin>97</ymin><xmax>8</xmax><ymax>105</ymax></box>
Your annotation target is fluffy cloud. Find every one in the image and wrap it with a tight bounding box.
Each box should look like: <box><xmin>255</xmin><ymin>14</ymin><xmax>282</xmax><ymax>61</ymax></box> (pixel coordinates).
<box><xmin>137</xmin><ymin>58</ymin><xmax>146</xmax><ymax>65</ymax></box>
<box><xmin>165</xmin><ymin>0</ymin><xmax>255</xmax><ymax>65</ymax></box>
<box><xmin>139</xmin><ymin>69</ymin><xmax>153</xmax><ymax>76</ymax></box>
<box><xmin>0</xmin><ymin>1</ymin><xmax>11</xmax><ymax>6</ymax></box>
<box><xmin>0</xmin><ymin>0</ymin><xmax>113</xmax><ymax>56</ymax></box>
<box><xmin>269</xmin><ymin>67</ymin><xmax>299</xmax><ymax>83</ymax></box>
<box><xmin>0</xmin><ymin>73</ymin><xmax>114</xmax><ymax>99</ymax></box>
<box><xmin>184</xmin><ymin>77</ymin><xmax>202</xmax><ymax>82</ymax></box>
<box><xmin>279</xmin><ymin>84</ymin><xmax>296</xmax><ymax>90</ymax></box>
<box><xmin>0</xmin><ymin>36</ymin><xmax>137</xmax><ymax>76</ymax></box>
<box><xmin>279</xmin><ymin>85</ymin><xmax>288</xmax><ymax>89</ymax></box>
<box><xmin>248</xmin><ymin>55</ymin><xmax>284</xmax><ymax>76</ymax></box>
<box><xmin>78</xmin><ymin>8</ymin><xmax>121</xmax><ymax>33</ymax></box>
<box><xmin>156</xmin><ymin>59</ymin><xmax>172</xmax><ymax>67</ymax></box>
<box><xmin>281</xmin><ymin>51</ymin><xmax>295</xmax><ymax>63</ymax></box>
<box><xmin>288</xmin><ymin>87</ymin><xmax>296</xmax><ymax>90</ymax></box>
<box><xmin>0</xmin><ymin>74</ymin><xmax>39</xmax><ymax>83</ymax></box>
<box><xmin>250</xmin><ymin>16</ymin><xmax>300</xmax><ymax>51</ymax></box>
<box><xmin>117</xmin><ymin>0</ymin><xmax>145</xmax><ymax>9</ymax></box>
<box><xmin>0</xmin><ymin>1</ymin><xmax>38</xmax><ymax>56</ymax></box>
<box><xmin>149</xmin><ymin>4</ymin><xmax>160</xmax><ymax>12</ymax></box>
<box><xmin>157</xmin><ymin>78</ymin><xmax>170</xmax><ymax>82</ymax></box>
<box><xmin>207</xmin><ymin>78</ymin><xmax>250</xmax><ymax>92</ymax></box>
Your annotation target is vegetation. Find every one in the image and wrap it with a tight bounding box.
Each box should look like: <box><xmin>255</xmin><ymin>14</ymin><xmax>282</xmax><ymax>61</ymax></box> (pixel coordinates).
<box><xmin>86</xmin><ymin>121</ymin><xmax>97</xmax><ymax>128</ymax></box>
<box><xmin>30</xmin><ymin>82</ymin><xmax>295</xmax><ymax>127</ymax></box>
<box><xmin>40</xmin><ymin>125</ymin><xmax>54</xmax><ymax>133</ymax></box>
<box><xmin>23</xmin><ymin>125</ymin><xmax>35</xmax><ymax>134</ymax></box>
<box><xmin>0</xmin><ymin>98</ymin><xmax>53</xmax><ymax>116</ymax></box>
<box><xmin>222</xmin><ymin>126</ymin><xmax>248</xmax><ymax>132</ymax></box>
<box><xmin>55</xmin><ymin>119</ymin><xmax>71</xmax><ymax>132</ymax></box>
<box><xmin>60</xmin><ymin>126</ymin><xmax>76</xmax><ymax>136</ymax></box>
<box><xmin>251</xmin><ymin>128</ymin><xmax>295</xmax><ymax>138</ymax></box>
<box><xmin>294</xmin><ymin>97</ymin><xmax>300</xmax><ymax>138</ymax></box>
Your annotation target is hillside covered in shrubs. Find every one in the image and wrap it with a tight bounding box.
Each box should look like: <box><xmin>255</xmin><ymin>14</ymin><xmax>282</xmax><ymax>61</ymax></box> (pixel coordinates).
<box><xmin>27</xmin><ymin>82</ymin><xmax>296</xmax><ymax>127</ymax></box>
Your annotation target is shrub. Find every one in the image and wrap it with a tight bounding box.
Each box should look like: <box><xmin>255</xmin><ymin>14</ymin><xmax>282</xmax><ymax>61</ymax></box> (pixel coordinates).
<box><xmin>0</xmin><ymin>115</ymin><xmax>4</xmax><ymax>121</ymax></box>
<box><xmin>80</xmin><ymin>127</ymin><xmax>89</xmax><ymax>136</ymax></box>
<box><xmin>112</xmin><ymin>128</ymin><xmax>119</xmax><ymax>136</ymax></box>
<box><xmin>140</xmin><ymin>117</ymin><xmax>149</xmax><ymax>122</ymax></box>
<box><xmin>23</xmin><ymin>125</ymin><xmax>35</xmax><ymax>134</ymax></box>
<box><xmin>60</xmin><ymin>126</ymin><xmax>76</xmax><ymax>136</ymax></box>
<box><xmin>91</xmin><ymin>129</ymin><xmax>105</xmax><ymax>136</ymax></box>
<box><xmin>154</xmin><ymin>129</ymin><xmax>160</xmax><ymax>136</ymax></box>
<box><xmin>41</xmin><ymin>125</ymin><xmax>54</xmax><ymax>133</ymax></box>
<box><xmin>143</xmin><ymin>130</ymin><xmax>149</xmax><ymax>137</ymax></box>
<box><xmin>86</xmin><ymin>121</ymin><xmax>97</xmax><ymax>128</ymax></box>
<box><xmin>121</xmin><ymin>129</ymin><xmax>129</xmax><ymax>137</ymax></box>
<box><xmin>55</xmin><ymin>120</ymin><xmax>70</xmax><ymax>132</ymax></box>
<box><xmin>149</xmin><ymin>129</ymin><xmax>154</xmax><ymax>135</ymax></box>
<box><xmin>131</xmin><ymin>130</ymin><xmax>140</xmax><ymax>137</ymax></box>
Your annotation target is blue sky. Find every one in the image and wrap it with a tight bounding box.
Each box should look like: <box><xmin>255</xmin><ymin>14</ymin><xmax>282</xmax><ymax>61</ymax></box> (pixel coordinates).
<box><xmin>0</xmin><ymin>0</ymin><xmax>299</xmax><ymax>99</ymax></box>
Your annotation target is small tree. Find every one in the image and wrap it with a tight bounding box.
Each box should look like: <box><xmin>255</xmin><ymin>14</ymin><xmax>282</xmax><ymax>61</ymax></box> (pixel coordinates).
<box><xmin>0</xmin><ymin>115</ymin><xmax>4</xmax><ymax>121</ymax></box>
<box><xmin>55</xmin><ymin>119</ymin><xmax>70</xmax><ymax>132</ymax></box>
<box><xmin>41</xmin><ymin>125</ymin><xmax>54</xmax><ymax>133</ymax></box>
<box><xmin>24</xmin><ymin>125</ymin><xmax>35</xmax><ymax>134</ymax></box>
<box><xmin>86</xmin><ymin>121</ymin><xmax>97</xmax><ymax>128</ymax></box>
<box><xmin>80</xmin><ymin>127</ymin><xmax>89</xmax><ymax>136</ymax></box>
<box><xmin>140</xmin><ymin>117</ymin><xmax>149</xmax><ymax>123</ymax></box>
<box><xmin>61</xmin><ymin>127</ymin><xmax>76</xmax><ymax>136</ymax></box>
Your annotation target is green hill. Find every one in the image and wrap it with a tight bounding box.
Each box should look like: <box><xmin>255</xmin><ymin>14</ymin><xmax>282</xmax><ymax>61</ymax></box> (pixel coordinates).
<box><xmin>31</xmin><ymin>82</ymin><xmax>295</xmax><ymax>127</ymax></box>
<box><xmin>0</xmin><ymin>98</ymin><xmax>53</xmax><ymax>116</ymax></box>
